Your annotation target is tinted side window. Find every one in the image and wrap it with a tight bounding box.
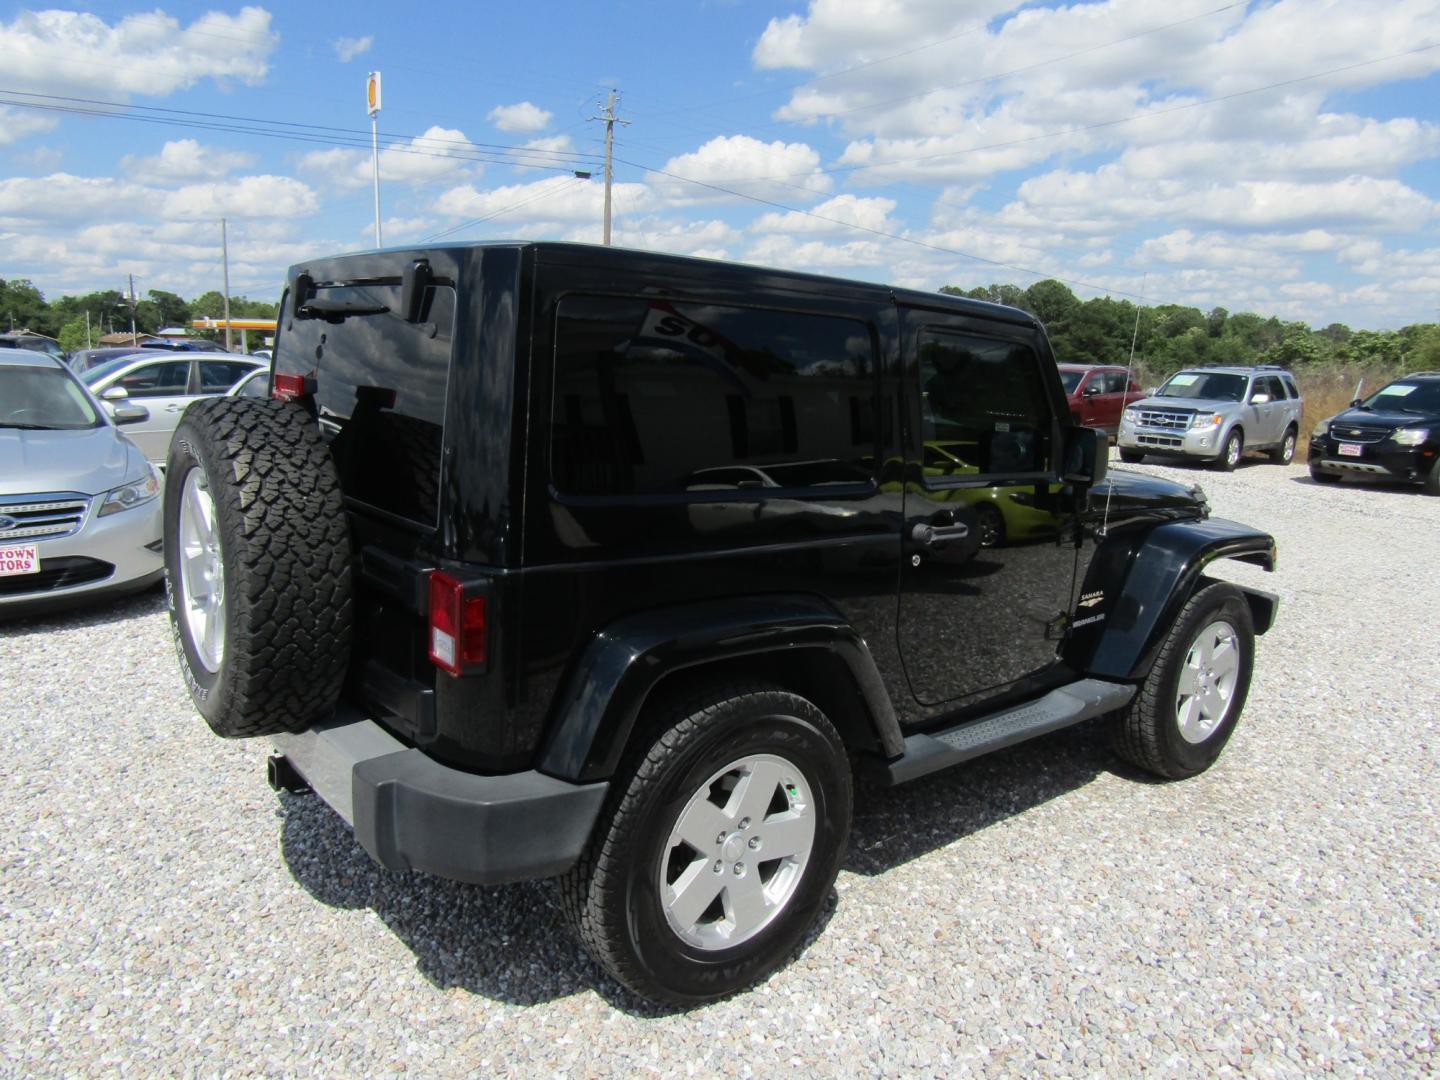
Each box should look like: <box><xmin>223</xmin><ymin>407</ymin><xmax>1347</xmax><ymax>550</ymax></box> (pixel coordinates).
<box><xmin>280</xmin><ymin>284</ymin><xmax>455</xmax><ymax>526</ymax></box>
<box><xmin>199</xmin><ymin>361</ymin><xmax>255</xmax><ymax>390</ymax></box>
<box><xmin>118</xmin><ymin>361</ymin><xmax>189</xmax><ymax>397</ymax></box>
<box><xmin>550</xmin><ymin>297</ymin><xmax>877</xmax><ymax>497</ymax></box>
<box><xmin>918</xmin><ymin>331</ymin><xmax>1051</xmax><ymax>476</ymax></box>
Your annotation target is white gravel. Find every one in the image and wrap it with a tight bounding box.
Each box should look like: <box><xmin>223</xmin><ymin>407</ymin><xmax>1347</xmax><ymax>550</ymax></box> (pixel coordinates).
<box><xmin>2</xmin><ymin>458</ymin><xmax>1437</xmax><ymax>1077</ymax></box>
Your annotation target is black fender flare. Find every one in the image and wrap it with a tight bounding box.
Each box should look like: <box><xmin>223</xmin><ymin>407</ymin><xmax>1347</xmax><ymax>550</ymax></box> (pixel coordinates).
<box><xmin>1066</xmin><ymin>517</ymin><xmax>1278</xmax><ymax>681</ymax></box>
<box><xmin>538</xmin><ymin>594</ymin><xmax>903</xmax><ymax>782</ymax></box>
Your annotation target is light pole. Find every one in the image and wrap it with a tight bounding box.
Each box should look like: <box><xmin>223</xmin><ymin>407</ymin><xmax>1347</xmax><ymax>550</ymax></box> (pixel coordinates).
<box><xmin>367</xmin><ymin>71</ymin><xmax>383</xmax><ymax>248</ymax></box>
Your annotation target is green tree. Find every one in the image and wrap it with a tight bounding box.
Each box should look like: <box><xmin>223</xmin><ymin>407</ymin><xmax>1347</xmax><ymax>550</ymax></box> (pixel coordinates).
<box><xmin>0</xmin><ymin>278</ymin><xmax>57</xmax><ymax>336</ymax></box>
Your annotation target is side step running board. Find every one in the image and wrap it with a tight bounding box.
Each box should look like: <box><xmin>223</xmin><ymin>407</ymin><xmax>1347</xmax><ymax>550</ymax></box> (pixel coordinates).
<box><xmin>872</xmin><ymin>678</ymin><xmax>1137</xmax><ymax>786</ymax></box>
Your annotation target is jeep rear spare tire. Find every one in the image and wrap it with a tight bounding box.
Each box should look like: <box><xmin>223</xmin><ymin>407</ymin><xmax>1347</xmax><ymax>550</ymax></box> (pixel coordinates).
<box><xmin>164</xmin><ymin>397</ymin><xmax>353</xmax><ymax>738</ymax></box>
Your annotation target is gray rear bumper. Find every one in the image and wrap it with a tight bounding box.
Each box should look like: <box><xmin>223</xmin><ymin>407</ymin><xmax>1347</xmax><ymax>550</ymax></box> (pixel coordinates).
<box><xmin>271</xmin><ymin>707</ymin><xmax>608</xmax><ymax>885</ymax></box>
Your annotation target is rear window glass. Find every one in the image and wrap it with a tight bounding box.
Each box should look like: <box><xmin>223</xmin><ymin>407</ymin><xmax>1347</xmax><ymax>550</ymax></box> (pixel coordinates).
<box><xmin>278</xmin><ymin>283</ymin><xmax>455</xmax><ymax>526</ymax></box>
<box><xmin>550</xmin><ymin>296</ymin><xmax>878</xmax><ymax>497</ymax></box>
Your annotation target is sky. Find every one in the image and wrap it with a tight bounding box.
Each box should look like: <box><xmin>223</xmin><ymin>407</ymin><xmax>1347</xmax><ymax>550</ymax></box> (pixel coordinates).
<box><xmin>0</xmin><ymin>0</ymin><xmax>1437</xmax><ymax>331</ymax></box>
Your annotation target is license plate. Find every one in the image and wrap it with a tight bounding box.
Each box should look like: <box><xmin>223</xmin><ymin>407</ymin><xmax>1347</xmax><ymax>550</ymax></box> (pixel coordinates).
<box><xmin>1337</xmin><ymin>443</ymin><xmax>1363</xmax><ymax>457</ymax></box>
<box><xmin>0</xmin><ymin>544</ymin><xmax>39</xmax><ymax>577</ymax></box>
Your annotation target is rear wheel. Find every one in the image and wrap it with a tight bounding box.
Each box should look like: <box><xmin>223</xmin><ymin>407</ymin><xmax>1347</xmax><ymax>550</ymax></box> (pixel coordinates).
<box><xmin>164</xmin><ymin>397</ymin><xmax>353</xmax><ymax>738</ymax></box>
<box><xmin>1214</xmin><ymin>429</ymin><xmax>1243</xmax><ymax>471</ymax></box>
<box><xmin>560</xmin><ymin>682</ymin><xmax>852</xmax><ymax>1005</ymax></box>
<box><xmin>1113</xmin><ymin>583</ymin><xmax>1254</xmax><ymax>780</ymax></box>
<box><xmin>1269</xmin><ymin>426</ymin><xmax>1297</xmax><ymax>465</ymax></box>
<box><xmin>1119</xmin><ymin>448</ymin><xmax>1145</xmax><ymax>464</ymax></box>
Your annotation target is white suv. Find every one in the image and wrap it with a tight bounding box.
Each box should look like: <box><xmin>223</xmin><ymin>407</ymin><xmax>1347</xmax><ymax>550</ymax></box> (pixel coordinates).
<box><xmin>1117</xmin><ymin>365</ymin><xmax>1303</xmax><ymax>471</ymax></box>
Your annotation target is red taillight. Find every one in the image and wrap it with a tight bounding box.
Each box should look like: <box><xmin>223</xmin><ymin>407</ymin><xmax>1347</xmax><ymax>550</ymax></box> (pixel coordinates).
<box><xmin>272</xmin><ymin>373</ymin><xmax>306</xmax><ymax>401</ymax></box>
<box><xmin>428</xmin><ymin>571</ymin><xmax>487</xmax><ymax>676</ymax></box>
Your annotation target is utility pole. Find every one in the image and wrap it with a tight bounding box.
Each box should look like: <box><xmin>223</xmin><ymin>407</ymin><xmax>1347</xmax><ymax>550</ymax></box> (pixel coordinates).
<box><xmin>221</xmin><ymin>217</ymin><xmax>233</xmax><ymax>352</ymax></box>
<box><xmin>126</xmin><ymin>274</ymin><xmax>137</xmax><ymax>341</ymax></box>
<box><xmin>589</xmin><ymin>90</ymin><xmax>629</xmax><ymax>246</ymax></box>
<box><xmin>85</xmin><ymin>309</ymin><xmax>91</xmax><ymax>348</ymax></box>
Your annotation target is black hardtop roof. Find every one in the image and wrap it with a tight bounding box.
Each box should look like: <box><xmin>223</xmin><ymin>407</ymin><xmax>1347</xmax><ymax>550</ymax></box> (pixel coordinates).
<box><xmin>287</xmin><ymin>240</ymin><xmax>1039</xmax><ymax>330</ymax></box>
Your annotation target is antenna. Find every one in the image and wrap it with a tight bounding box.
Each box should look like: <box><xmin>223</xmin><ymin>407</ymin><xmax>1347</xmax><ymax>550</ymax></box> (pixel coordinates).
<box><xmin>1100</xmin><ymin>275</ymin><xmax>1147</xmax><ymax>535</ymax></box>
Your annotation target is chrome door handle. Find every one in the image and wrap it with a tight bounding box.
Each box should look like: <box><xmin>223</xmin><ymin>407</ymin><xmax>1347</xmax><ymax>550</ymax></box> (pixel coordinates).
<box><xmin>911</xmin><ymin>522</ymin><xmax>970</xmax><ymax>545</ymax></box>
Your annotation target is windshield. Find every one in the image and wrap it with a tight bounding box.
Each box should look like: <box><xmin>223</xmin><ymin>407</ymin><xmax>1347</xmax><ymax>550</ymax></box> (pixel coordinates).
<box><xmin>1156</xmin><ymin>372</ymin><xmax>1247</xmax><ymax>402</ymax></box>
<box><xmin>1058</xmin><ymin>370</ymin><xmax>1083</xmax><ymax>393</ymax></box>
<box><xmin>1361</xmin><ymin>380</ymin><xmax>1440</xmax><ymax>413</ymax></box>
<box><xmin>1</xmin><ymin>365</ymin><xmax>102</xmax><ymax>429</ymax></box>
<box><xmin>80</xmin><ymin>355</ymin><xmax>140</xmax><ymax>385</ymax></box>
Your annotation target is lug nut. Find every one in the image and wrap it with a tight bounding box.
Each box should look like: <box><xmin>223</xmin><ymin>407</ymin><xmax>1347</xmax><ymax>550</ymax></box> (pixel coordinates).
<box><xmin>713</xmin><ymin>860</ymin><xmax>723</xmax><ymax>874</ymax></box>
<box><xmin>748</xmin><ymin>836</ymin><xmax>761</xmax><ymax>850</ymax></box>
<box><xmin>733</xmin><ymin>862</ymin><xmax>745</xmax><ymax>876</ymax></box>
<box><xmin>716</xmin><ymin>831</ymin><xmax>727</xmax><ymax>845</ymax></box>
<box><xmin>738</xmin><ymin>817</ymin><xmax>751</xmax><ymax>830</ymax></box>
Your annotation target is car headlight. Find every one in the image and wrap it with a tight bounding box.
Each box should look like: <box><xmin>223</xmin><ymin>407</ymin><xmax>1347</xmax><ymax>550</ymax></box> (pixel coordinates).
<box><xmin>98</xmin><ymin>469</ymin><xmax>161</xmax><ymax>517</ymax></box>
<box><xmin>1189</xmin><ymin>413</ymin><xmax>1223</xmax><ymax>429</ymax></box>
<box><xmin>1122</xmin><ymin>408</ymin><xmax>1137</xmax><ymax>425</ymax></box>
<box><xmin>1392</xmin><ymin>427</ymin><xmax>1430</xmax><ymax>446</ymax></box>
<box><xmin>1312</xmin><ymin>419</ymin><xmax>1331</xmax><ymax>438</ymax></box>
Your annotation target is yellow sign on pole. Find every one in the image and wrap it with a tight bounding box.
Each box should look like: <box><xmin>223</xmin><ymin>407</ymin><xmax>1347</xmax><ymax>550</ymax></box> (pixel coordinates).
<box><xmin>366</xmin><ymin>71</ymin><xmax>382</xmax><ymax>117</ymax></box>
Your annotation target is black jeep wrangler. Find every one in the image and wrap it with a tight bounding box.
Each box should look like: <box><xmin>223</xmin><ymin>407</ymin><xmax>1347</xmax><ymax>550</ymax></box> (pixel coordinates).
<box><xmin>164</xmin><ymin>242</ymin><xmax>1278</xmax><ymax>1005</ymax></box>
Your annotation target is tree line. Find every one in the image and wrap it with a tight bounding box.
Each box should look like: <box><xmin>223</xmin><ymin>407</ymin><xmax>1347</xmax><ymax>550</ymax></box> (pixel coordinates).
<box><xmin>1</xmin><ymin>277</ymin><xmax>278</xmax><ymax>353</ymax></box>
<box><xmin>942</xmin><ymin>280</ymin><xmax>1440</xmax><ymax>375</ymax></box>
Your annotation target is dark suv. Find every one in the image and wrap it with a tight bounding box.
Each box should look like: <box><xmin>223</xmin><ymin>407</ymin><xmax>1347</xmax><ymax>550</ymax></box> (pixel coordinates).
<box><xmin>163</xmin><ymin>242</ymin><xmax>1278</xmax><ymax>1005</ymax></box>
<box><xmin>1309</xmin><ymin>372</ymin><xmax>1440</xmax><ymax>493</ymax></box>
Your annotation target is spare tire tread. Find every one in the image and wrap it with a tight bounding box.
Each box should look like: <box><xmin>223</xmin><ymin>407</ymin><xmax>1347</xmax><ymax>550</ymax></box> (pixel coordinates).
<box><xmin>165</xmin><ymin>397</ymin><xmax>353</xmax><ymax>738</ymax></box>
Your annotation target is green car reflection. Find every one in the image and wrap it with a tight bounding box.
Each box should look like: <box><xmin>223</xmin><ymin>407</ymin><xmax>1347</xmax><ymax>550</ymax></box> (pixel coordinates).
<box><xmin>922</xmin><ymin>441</ymin><xmax>1067</xmax><ymax>548</ymax></box>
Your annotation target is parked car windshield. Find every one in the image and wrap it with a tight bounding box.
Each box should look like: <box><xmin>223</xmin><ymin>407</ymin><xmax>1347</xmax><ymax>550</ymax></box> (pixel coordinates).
<box><xmin>1058</xmin><ymin>371</ymin><xmax>1083</xmax><ymax>393</ymax></box>
<box><xmin>79</xmin><ymin>356</ymin><xmax>141</xmax><ymax>386</ymax></box>
<box><xmin>1361</xmin><ymin>380</ymin><xmax>1440</xmax><ymax>413</ymax></box>
<box><xmin>1</xmin><ymin>364</ymin><xmax>102</xmax><ymax>429</ymax></box>
<box><xmin>1155</xmin><ymin>372</ymin><xmax>1247</xmax><ymax>401</ymax></box>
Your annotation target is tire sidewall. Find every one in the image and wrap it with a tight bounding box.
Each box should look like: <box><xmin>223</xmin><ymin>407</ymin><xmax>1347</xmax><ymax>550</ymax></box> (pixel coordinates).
<box><xmin>616</xmin><ymin>701</ymin><xmax>850</xmax><ymax>1002</ymax></box>
<box><xmin>1219</xmin><ymin>430</ymin><xmax>1243</xmax><ymax>470</ymax></box>
<box><xmin>1151</xmin><ymin>590</ymin><xmax>1255</xmax><ymax>775</ymax></box>
<box><xmin>1279</xmin><ymin>428</ymin><xmax>1296</xmax><ymax>464</ymax></box>
<box><xmin>164</xmin><ymin>424</ymin><xmax>237</xmax><ymax>728</ymax></box>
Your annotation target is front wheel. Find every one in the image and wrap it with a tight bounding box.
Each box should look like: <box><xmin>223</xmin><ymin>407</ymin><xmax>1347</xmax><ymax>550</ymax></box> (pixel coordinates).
<box><xmin>560</xmin><ymin>682</ymin><xmax>852</xmax><ymax>1005</ymax></box>
<box><xmin>1113</xmin><ymin>583</ymin><xmax>1255</xmax><ymax>780</ymax></box>
<box><xmin>1214</xmin><ymin>429</ymin><xmax>1244</xmax><ymax>471</ymax></box>
<box><xmin>1309</xmin><ymin>465</ymin><xmax>1340</xmax><ymax>485</ymax></box>
<box><xmin>1119</xmin><ymin>448</ymin><xmax>1145</xmax><ymax>464</ymax></box>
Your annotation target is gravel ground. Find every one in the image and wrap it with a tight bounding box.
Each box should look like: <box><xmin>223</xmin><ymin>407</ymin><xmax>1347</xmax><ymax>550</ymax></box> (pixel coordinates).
<box><xmin>2</xmin><ymin>458</ymin><xmax>1437</xmax><ymax>1077</ymax></box>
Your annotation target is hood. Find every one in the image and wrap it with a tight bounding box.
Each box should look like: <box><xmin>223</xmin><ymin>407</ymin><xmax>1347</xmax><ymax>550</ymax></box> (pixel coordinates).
<box><xmin>1326</xmin><ymin>406</ymin><xmax>1434</xmax><ymax>431</ymax></box>
<box><xmin>1127</xmin><ymin>395</ymin><xmax>1237</xmax><ymax>413</ymax></box>
<box><xmin>1092</xmin><ymin>468</ymin><xmax>1208</xmax><ymax>518</ymax></box>
<box><xmin>0</xmin><ymin>425</ymin><xmax>150</xmax><ymax>497</ymax></box>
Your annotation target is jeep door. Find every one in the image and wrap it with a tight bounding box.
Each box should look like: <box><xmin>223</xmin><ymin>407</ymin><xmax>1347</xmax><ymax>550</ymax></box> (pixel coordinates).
<box><xmin>897</xmin><ymin>308</ymin><xmax>1079</xmax><ymax>708</ymax></box>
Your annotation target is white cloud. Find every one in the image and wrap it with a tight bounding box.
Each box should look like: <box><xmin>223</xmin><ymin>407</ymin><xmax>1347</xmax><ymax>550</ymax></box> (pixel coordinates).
<box><xmin>0</xmin><ymin>7</ymin><xmax>278</xmax><ymax>100</ymax></box>
<box><xmin>0</xmin><ymin>106</ymin><xmax>57</xmax><ymax>147</ymax></box>
<box><xmin>488</xmin><ymin>102</ymin><xmax>552</xmax><ymax>133</ymax></box>
<box><xmin>752</xmin><ymin>194</ymin><xmax>897</xmax><ymax>234</ymax></box>
<box><xmin>299</xmin><ymin>127</ymin><xmax>476</xmax><ymax>191</ymax></box>
<box><xmin>435</xmin><ymin>176</ymin><xmax>641</xmax><ymax>231</ymax></box>
<box><xmin>333</xmin><ymin>35</ymin><xmax>373</xmax><ymax>62</ymax></box>
<box><xmin>0</xmin><ymin>174</ymin><xmax>150</xmax><ymax>223</ymax></box>
<box><xmin>650</xmin><ymin>135</ymin><xmax>831</xmax><ymax>205</ymax></box>
<box><xmin>122</xmin><ymin>139</ymin><xmax>257</xmax><ymax>181</ymax></box>
<box><xmin>163</xmin><ymin>176</ymin><xmax>320</xmax><ymax>221</ymax></box>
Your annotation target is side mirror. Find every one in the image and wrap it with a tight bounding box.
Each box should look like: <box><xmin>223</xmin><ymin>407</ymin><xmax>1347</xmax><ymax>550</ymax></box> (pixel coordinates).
<box><xmin>1350</xmin><ymin>398</ymin><xmax>1362</xmax><ymax>407</ymax></box>
<box><xmin>1145</xmin><ymin>386</ymin><xmax>1158</xmax><ymax>396</ymax></box>
<box><xmin>1063</xmin><ymin>426</ymin><xmax>1107</xmax><ymax>486</ymax></box>
<box><xmin>1250</xmin><ymin>392</ymin><xmax>1271</xmax><ymax>404</ymax></box>
<box><xmin>112</xmin><ymin>404</ymin><xmax>149</xmax><ymax>425</ymax></box>
<box><xmin>102</xmin><ymin>385</ymin><xmax>129</xmax><ymax>402</ymax></box>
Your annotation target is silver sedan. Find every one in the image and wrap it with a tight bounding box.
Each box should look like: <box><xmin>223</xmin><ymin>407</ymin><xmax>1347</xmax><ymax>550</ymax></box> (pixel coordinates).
<box><xmin>78</xmin><ymin>352</ymin><xmax>265</xmax><ymax>463</ymax></box>
<box><xmin>0</xmin><ymin>353</ymin><xmax>164</xmax><ymax>615</ymax></box>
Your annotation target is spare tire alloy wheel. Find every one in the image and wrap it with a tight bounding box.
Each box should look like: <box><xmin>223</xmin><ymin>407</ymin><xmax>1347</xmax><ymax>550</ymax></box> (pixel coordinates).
<box><xmin>563</xmin><ymin>684</ymin><xmax>851</xmax><ymax>1005</ymax></box>
<box><xmin>176</xmin><ymin>465</ymin><xmax>225</xmax><ymax>673</ymax></box>
<box><xmin>164</xmin><ymin>397</ymin><xmax>353</xmax><ymax>739</ymax></box>
<box><xmin>1113</xmin><ymin>582</ymin><xmax>1255</xmax><ymax>780</ymax></box>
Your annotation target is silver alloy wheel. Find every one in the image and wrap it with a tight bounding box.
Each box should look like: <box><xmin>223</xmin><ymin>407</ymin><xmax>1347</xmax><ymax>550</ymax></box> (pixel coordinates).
<box><xmin>1225</xmin><ymin>433</ymin><xmax>1242</xmax><ymax>467</ymax></box>
<box><xmin>659</xmin><ymin>753</ymin><xmax>816</xmax><ymax>951</ymax></box>
<box><xmin>1280</xmin><ymin>432</ymin><xmax>1296</xmax><ymax>463</ymax></box>
<box><xmin>177</xmin><ymin>466</ymin><xmax>226</xmax><ymax>673</ymax></box>
<box><xmin>1175</xmin><ymin>618</ymin><xmax>1240</xmax><ymax>744</ymax></box>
